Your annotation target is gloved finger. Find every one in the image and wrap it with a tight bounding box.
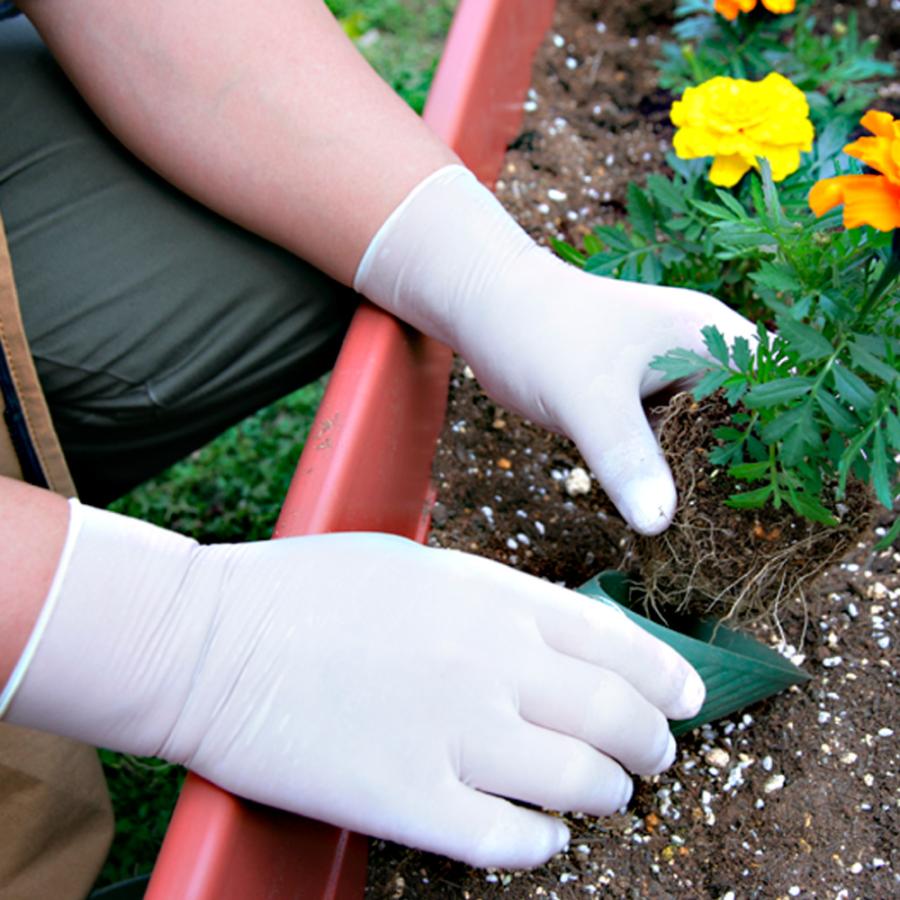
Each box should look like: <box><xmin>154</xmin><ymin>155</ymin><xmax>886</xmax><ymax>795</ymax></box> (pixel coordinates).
<box><xmin>534</xmin><ymin>595</ymin><xmax>705</xmax><ymax>721</ymax></box>
<box><xmin>519</xmin><ymin>652</ymin><xmax>675</xmax><ymax>776</ymax></box>
<box><xmin>460</xmin><ymin>718</ymin><xmax>632</xmax><ymax>816</ymax></box>
<box><xmin>563</xmin><ymin>386</ymin><xmax>676</xmax><ymax>536</ymax></box>
<box><xmin>639</xmin><ymin>292</ymin><xmax>763</xmax><ymax>398</ymax></box>
<box><xmin>408</xmin><ymin>784</ymin><xmax>571</xmax><ymax>870</ymax></box>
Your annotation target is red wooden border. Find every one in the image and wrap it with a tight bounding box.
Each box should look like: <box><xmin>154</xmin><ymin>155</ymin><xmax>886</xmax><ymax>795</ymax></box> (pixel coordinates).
<box><xmin>145</xmin><ymin>2</ymin><xmax>555</xmax><ymax>896</ymax></box>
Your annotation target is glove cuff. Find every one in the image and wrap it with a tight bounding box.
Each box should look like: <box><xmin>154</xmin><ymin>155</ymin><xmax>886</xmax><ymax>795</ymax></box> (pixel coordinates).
<box><xmin>353</xmin><ymin>164</ymin><xmax>473</xmax><ymax>293</ymax></box>
<box><xmin>2</xmin><ymin>501</ymin><xmax>203</xmax><ymax>757</ymax></box>
<box><xmin>0</xmin><ymin>499</ymin><xmax>85</xmax><ymax>717</ymax></box>
<box><xmin>353</xmin><ymin>163</ymin><xmax>535</xmax><ymax>348</ymax></box>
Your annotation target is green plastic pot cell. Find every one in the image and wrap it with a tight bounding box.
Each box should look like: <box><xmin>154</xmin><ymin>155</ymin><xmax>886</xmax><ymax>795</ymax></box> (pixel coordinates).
<box><xmin>577</xmin><ymin>571</ymin><xmax>810</xmax><ymax>736</ymax></box>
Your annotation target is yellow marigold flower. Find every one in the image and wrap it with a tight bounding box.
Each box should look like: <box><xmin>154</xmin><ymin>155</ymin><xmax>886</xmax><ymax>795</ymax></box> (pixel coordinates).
<box><xmin>714</xmin><ymin>0</ymin><xmax>796</xmax><ymax>21</ymax></box>
<box><xmin>671</xmin><ymin>73</ymin><xmax>814</xmax><ymax>187</ymax></box>
<box><xmin>809</xmin><ymin>110</ymin><xmax>900</xmax><ymax>231</ymax></box>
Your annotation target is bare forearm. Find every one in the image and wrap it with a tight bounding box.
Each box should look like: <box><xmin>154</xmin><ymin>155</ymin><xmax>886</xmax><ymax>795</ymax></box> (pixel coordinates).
<box><xmin>0</xmin><ymin>476</ymin><xmax>69</xmax><ymax>689</ymax></box>
<box><xmin>19</xmin><ymin>0</ymin><xmax>458</xmax><ymax>285</ymax></box>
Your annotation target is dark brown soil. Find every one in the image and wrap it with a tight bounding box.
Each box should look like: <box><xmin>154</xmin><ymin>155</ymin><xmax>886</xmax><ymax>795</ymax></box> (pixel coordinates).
<box><xmin>366</xmin><ymin>1</ymin><xmax>900</xmax><ymax>896</ymax></box>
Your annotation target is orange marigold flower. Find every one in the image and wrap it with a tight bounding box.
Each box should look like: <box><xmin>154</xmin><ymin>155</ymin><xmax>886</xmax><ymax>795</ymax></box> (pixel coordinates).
<box><xmin>714</xmin><ymin>0</ymin><xmax>796</xmax><ymax>21</ymax></box>
<box><xmin>809</xmin><ymin>110</ymin><xmax>900</xmax><ymax>231</ymax></box>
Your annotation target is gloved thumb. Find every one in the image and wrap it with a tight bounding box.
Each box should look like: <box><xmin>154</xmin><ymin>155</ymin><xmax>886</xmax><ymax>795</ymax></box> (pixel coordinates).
<box><xmin>567</xmin><ymin>390</ymin><xmax>677</xmax><ymax>536</ymax></box>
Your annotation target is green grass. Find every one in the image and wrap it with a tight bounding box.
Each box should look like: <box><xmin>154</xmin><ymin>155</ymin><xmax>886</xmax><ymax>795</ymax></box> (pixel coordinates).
<box><xmin>327</xmin><ymin>0</ymin><xmax>458</xmax><ymax>112</ymax></box>
<box><xmin>95</xmin><ymin>752</ymin><xmax>186</xmax><ymax>889</ymax></box>
<box><xmin>93</xmin><ymin>0</ymin><xmax>457</xmax><ymax>890</ymax></box>
<box><xmin>108</xmin><ymin>380</ymin><xmax>327</xmax><ymax>542</ymax></box>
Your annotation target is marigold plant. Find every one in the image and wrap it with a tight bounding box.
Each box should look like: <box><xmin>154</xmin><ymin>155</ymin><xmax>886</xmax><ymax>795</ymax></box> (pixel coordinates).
<box><xmin>556</xmin><ymin>154</ymin><xmax>899</xmax><ymax>543</ymax></box>
<box><xmin>809</xmin><ymin>110</ymin><xmax>900</xmax><ymax>231</ymax></box>
<box><xmin>648</xmin><ymin>172</ymin><xmax>899</xmax><ymax>542</ymax></box>
<box><xmin>671</xmin><ymin>73</ymin><xmax>814</xmax><ymax>187</ymax></box>
<box><xmin>714</xmin><ymin>0</ymin><xmax>795</xmax><ymax>21</ymax></box>
<box><xmin>659</xmin><ymin>3</ymin><xmax>892</xmax><ymax>131</ymax></box>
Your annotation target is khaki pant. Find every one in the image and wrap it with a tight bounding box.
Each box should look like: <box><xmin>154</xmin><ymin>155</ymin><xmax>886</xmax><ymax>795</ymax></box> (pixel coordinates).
<box><xmin>0</xmin><ymin>725</ymin><xmax>113</xmax><ymax>900</ymax></box>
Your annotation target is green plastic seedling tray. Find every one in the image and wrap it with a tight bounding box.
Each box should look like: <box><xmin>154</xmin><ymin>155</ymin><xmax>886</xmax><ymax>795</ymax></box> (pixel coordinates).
<box><xmin>577</xmin><ymin>571</ymin><xmax>810</xmax><ymax>736</ymax></box>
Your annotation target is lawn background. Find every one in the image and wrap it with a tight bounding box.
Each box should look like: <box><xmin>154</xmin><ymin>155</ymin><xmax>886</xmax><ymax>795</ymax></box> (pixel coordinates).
<box><xmin>96</xmin><ymin>0</ymin><xmax>457</xmax><ymax>887</ymax></box>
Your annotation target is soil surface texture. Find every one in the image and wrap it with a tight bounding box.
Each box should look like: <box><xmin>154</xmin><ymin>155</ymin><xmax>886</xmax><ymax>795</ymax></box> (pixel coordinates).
<box><xmin>366</xmin><ymin>1</ymin><xmax>900</xmax><ymax>897</ymax></box>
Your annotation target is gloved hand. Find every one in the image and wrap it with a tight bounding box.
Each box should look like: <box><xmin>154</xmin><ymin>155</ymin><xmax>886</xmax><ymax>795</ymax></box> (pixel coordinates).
<box><xmin>355</xmin><ymin>165</ymin><xmax>758</xmax><ymax>535</ymax></box>
<box><xmin>2</xmin><ymin>500</ymin><xmax>704</xmax><ymax>869</ymax></box>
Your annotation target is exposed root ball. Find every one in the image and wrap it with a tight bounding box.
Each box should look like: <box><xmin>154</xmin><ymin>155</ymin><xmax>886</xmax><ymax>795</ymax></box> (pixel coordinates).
<box><xmin>628</xmin><ymin>393</ymin><xmax>874</xmax><ymax>624</ymax></box>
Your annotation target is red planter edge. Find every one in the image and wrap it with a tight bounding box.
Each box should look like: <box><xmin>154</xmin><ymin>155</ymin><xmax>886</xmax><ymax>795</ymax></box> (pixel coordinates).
<box><xmin>145</xmin><ymin>2</ymin><xmax>556</xmax><ymax>897</ymax></box>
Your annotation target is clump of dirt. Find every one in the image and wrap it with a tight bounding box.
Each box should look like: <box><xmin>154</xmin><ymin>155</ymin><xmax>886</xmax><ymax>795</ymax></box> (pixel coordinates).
<box><xmin>627</xmin><ymin>392</ymin><xmax>875</xmax><ymax>623</ymax></box>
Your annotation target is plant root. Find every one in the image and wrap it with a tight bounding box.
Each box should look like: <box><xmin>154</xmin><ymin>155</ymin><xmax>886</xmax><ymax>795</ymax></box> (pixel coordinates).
<box><xmin>626</xmin><ymin>392</ymin><xmax>874</xmax><ymax>625</ymax></box>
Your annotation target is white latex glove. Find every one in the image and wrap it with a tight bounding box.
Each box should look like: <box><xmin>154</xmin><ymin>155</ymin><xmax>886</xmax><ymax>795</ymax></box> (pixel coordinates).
<box><xmin>2</xmin><ymin>501</ymin><xmax>705</xmax><ymax>869</ymax></box>
<box><xmin>355</xmin><ymin>165</ymin><xmax>757</xmax><ymax>535</ymax></box>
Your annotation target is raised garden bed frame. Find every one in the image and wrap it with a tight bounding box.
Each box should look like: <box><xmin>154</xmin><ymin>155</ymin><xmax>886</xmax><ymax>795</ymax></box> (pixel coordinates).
<box><xmin>144</xmin><ymin>1</ymin><xmax>556</xmax><ymax>896</ymax></box>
